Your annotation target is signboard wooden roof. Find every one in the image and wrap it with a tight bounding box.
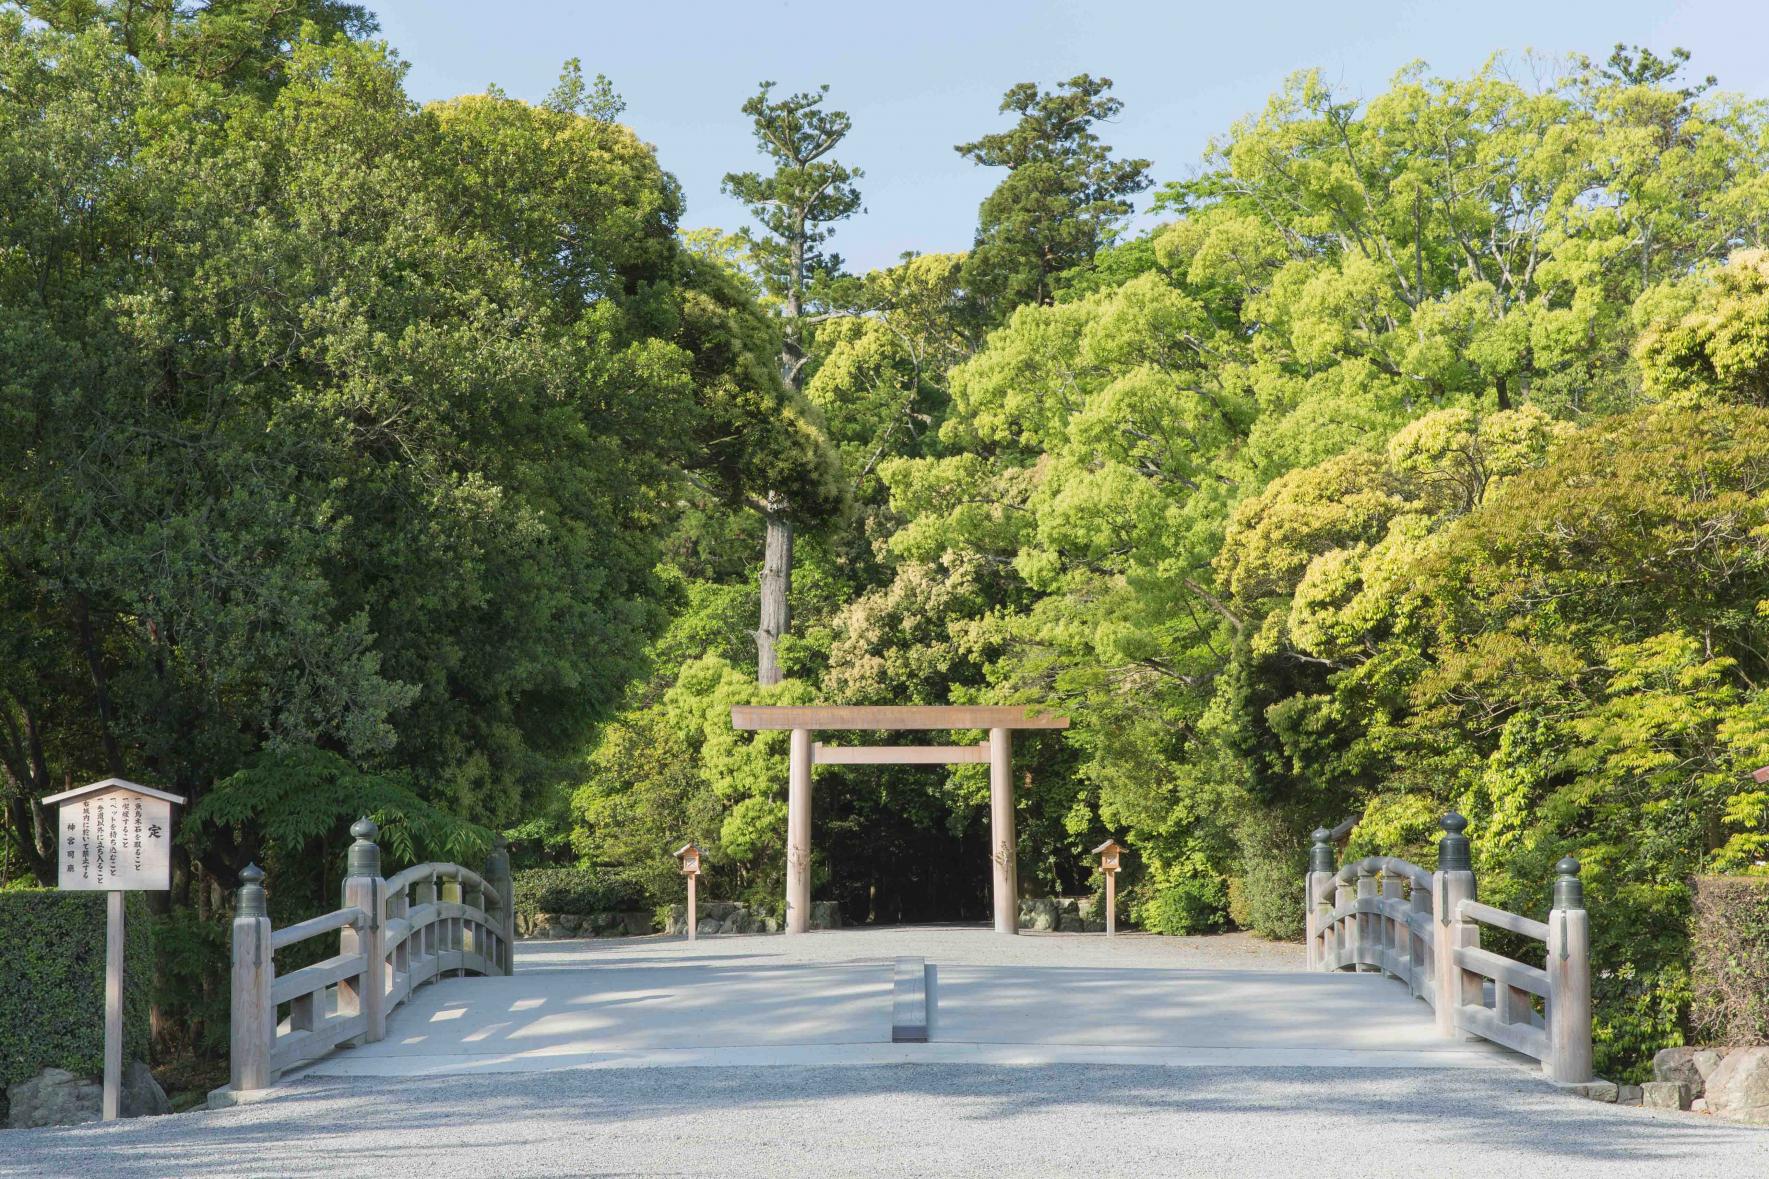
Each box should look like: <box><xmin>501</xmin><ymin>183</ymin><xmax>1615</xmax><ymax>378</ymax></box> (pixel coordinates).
<box><xmin>42</xmin><ymin>777</ymin><xmax>186</xmax><ymax>806</ymax></box>
<box><xmin>1091</xmin><ymin>839</ymin><xmax>1125</xmax><ymax>856</ymax></box>
<box><xmin>731</xmin><ymin>705</ymin><xmax>1069</xmax><ymax>731</ymax></box>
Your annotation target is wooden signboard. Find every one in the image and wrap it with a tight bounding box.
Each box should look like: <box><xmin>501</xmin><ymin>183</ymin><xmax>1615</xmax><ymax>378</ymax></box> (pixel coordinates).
<box><xmin>49</xmin><ymin>780</ymin><xmax>178</xmax><ymax>892</ymax></box>
<box><xmin>40</xmin><ymin>778</ymin><xmax>184</xmax><ymax>1122</ymax></box>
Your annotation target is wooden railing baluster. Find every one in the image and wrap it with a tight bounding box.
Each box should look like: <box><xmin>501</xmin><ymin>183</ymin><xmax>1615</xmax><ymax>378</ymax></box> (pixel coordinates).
<box><xmin>1306</xmin><ymin>811</ymin><xmax>1594</xmax><ymax>1084</ymax></box>
<box><xmin>223</xmin><ymin>821</ymin><xmax>513</xmax><ymax>1099</ymax></box>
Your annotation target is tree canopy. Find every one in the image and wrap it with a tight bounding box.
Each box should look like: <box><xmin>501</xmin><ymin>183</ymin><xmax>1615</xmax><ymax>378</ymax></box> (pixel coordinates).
<box><xmin>4</xmin><ymin>15</ymin><xmax>1769</xmax><ymax>1086</ymax></box>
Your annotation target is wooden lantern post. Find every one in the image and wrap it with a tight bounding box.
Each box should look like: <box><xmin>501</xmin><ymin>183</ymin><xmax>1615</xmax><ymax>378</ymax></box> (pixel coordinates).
<box><xmin>1092</xmin><ymin>839</ymin><xmax>1125</xmax><ymax>936</ymax></box>
<box><xmin>674</xmin><ymin>842</ymin><xmax>702</xmax><ymax>941</ymax></box>
<box><xmin>40</xmin><ymin>778</ymin><xmax>185</xmax><ymax>1120</ymax></box>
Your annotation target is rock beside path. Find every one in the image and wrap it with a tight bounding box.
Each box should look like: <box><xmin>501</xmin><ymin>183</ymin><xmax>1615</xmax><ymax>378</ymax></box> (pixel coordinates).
<box><xmin>6</xmin><ymin>1062</ymin><xmax>169</xmax><ymax>1128</ymax></box>
<box><xmin>1706</xmin><ymin>1047</ymin><xmax>1769</xmax><ymax>1124</ymax></box>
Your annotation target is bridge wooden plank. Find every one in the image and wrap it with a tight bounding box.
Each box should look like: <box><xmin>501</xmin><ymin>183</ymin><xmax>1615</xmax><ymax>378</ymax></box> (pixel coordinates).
<box><xmin>1455</xmin><ymin>1003</ymin><xmax>1548</xmax><ymax>1061</ymax></box>
<box><xmin>271</xmin><ymin>952</ymin><xmax>367</xmax><ymax>1006</ymax></box>
<box><xmin>731</xmin><ymin>705</ymin><xmax>1069</xmax><ymax>731</ymax></box>
<box><xmin>1454</xmin><ymin>945</ymin><xmax>1550</xmax><ymax>998</ymax></box>
<box><xmin>813</xmin><ymin>743</ymin><xmax>990</xmax><ymax>765</ymax></box>
<box><xmin>1457</xmin><ymin>899</ymin><xmax>1549</xmax><ymax>943</ymax></box>
<box><xmin>270</xmin><ymin>907</ymin><xmax>364</xmax><ymax>952</ymax></box>
<box><xmin>271</xmin><ymin>1011</ymin><xmax>367</xmax><ymax>1074</ymax></box>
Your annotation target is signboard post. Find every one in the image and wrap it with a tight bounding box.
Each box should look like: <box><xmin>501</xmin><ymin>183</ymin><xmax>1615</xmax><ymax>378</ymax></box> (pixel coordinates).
<box><xmin>40</xmin><ymin>778</ymin><xmax>185</xmax><ymax>1121</ymax></box>
<box><xmin>674</xmin><ymin>843</ymin><xmax>702</xmax><ymax>941</ymax></box>
<box><xmin>1092</xmin><ymin>840</ymin><xmax>1125</xmax><ymax>937</ymax></box>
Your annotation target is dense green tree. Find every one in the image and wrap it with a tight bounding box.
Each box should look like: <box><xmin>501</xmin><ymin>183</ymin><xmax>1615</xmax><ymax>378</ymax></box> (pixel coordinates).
<box><xmin>956</xmin><ymin>74</ymin><xmax>1151</xmax><ymax>317</ymax></box>
<box><xmin>722</xmin><ymin>82</ymin><xmax>861</xmax><ymax>684</ymax></box>
<box><xmin>0</xmin><ymin>20</ymin><xmax>826</xmax><ymax>899</ymax></box>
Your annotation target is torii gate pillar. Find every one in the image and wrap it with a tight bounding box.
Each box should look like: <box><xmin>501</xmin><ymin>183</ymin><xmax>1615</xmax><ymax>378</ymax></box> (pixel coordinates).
<box><xmin>988</xmin><ymin>727</ymin><xmax>1016</xmax><ymax>934</ymax></box>
<box><xmin>787</xmin><ymin>727</ymin><xmax>813</xmax><ymax>934</ymax></box>
<box><xmin>734</xmin><ymin>705</ymin><xmax>1070</xmax><ymax>937</ymax></box>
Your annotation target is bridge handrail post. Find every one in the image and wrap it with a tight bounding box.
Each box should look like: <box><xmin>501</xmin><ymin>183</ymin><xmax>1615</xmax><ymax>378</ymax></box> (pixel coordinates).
<box><xmin>1305</xmin><ymin>828</ymin><xmax>1335</xmax><ymax>970</ymax></box>
<box><xmin>1546</xmin><ymin>857</ymin><xmax>1593</xmax><ymax>1082</ymax></box>
<box><xmin>1355</xmin><ymin>863</ymin><xmax>1377</xmax><ymax>971</ymax></box>
<box><xmin>440</xmin><ymin>873</ymin><xmax>463</xmax><ymax>977</ymax></box>
<box><xmin>1431</xmin><ymin>812</ymin><xmax>1477</xmax><ymax>1039</ymax></box>
<box><xmin>484</xmin><ymin>836</ymin><xmax>515</xmax><ymax>975</ymax></box>
<box><xmin>229</xmin><ymin>864</ymin><xmax>274</xmax><ymax>1091</ymax></box>
<box><xmin>1408</xmin><ymin>871</ymin><xmax>1432</xmax><ymax>1000</ymax></box>
<box><xmin>340</xmin><ymin>818</ymin><xmax>386</xmax><ymax>1043</ymax></box>
<box><xmin>1333</xmin><ymin>869</ymin><xmax>1355</xmax><ymax>969</ymax></box>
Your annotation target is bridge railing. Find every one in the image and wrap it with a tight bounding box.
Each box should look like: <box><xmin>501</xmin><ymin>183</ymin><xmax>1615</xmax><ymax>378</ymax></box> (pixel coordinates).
<box><xmin>227</xmin><ymin>819</ymin><xmax>515</xmax><ymax>1093</ymax></box>
<box><xmin>1306</xmin><ymin>812</ymin><xmax>1593</xmax><ymax>1083</ymax></box>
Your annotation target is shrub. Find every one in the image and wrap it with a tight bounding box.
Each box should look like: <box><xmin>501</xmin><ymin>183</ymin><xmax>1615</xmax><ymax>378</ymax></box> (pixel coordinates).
<box><xmin>1240</xmin><ymin>855</ymin><xmax>1305</xmax><ymax>940</ymax></box>
<box><xmin>1690</xmin><ymin>875</ymin><xmax>1769</xmax><ymax>1045</ymax></box>
<box><xmin>512</xmin><ymin>867</ymin><xmax>651</xmax><ymax>921</ymax></box>
<box><xmin>1136</xmin><ymin>874</ymin><xmax>1230</xmax><ymax>935</ymax></box>
<box><xmin>0</xmin><ymin>890</ymin><xmax>153</xmax><ymax>1093</ymax></box>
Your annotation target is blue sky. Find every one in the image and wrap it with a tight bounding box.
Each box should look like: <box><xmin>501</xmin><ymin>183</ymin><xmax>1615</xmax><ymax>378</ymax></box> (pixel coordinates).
<box><xmin>372</xmin><ymin>1</ymin><xmax>1769</xmax><ymax>274</ymax></box>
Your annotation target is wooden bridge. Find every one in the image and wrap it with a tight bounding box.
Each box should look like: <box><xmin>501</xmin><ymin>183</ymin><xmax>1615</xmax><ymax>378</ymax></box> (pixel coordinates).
<box><xmin>217</xmin><ymin>813</ymin><xmax>1593</xmax><ymax>1102</ymax></box>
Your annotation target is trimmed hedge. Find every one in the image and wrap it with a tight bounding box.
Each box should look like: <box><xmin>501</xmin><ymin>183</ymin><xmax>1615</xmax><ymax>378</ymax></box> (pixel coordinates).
<box><xmin>1690</xmin><ymin>875</ymin><xmax>1769</xmax><ymax>1045</ymax></box>
<box><xmin>512</xmin><ymin>867</ymin><xmax>650</xmax><ymax>922</ymax></box>
<box><xmin>0</xmin><ymin>890</ymin><xmax>153</xmax><ymax>1091</ymax></box>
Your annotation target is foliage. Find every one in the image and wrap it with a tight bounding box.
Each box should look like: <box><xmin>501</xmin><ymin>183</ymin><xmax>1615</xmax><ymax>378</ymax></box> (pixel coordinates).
<box><xmin>957</xmin><ymin>74</ymin><xmax>1152</xmax><ymax>316</ymax></box>
<box><xmin>723</xmin><ymin>82</ymin><xmax>864</xmax><ymax>315</ymax></box>
<box><xmin>512</xmin><ymin>867</ymin><xmax>650</xmax><ymax>922</ymax></box>
<box><xmin>0</xmin><ymin>891</ymin><xmax>152</xmax><ymax>1091</ymax></box>
<box><xmin>0</xmin><ymin>16</ymin><xmax>823</xmax><ymax>889</ymax></box>
<box><xmin>1690</xmin><ymin>875</ymin><xmax>1769</xmax><ymax>1046</ymax></box>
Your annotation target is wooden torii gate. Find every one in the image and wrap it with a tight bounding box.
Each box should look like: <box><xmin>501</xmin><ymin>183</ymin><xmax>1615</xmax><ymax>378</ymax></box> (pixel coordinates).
<box><xmin>730</xmin><ymin>705</ymin><xmax>1071</xmax><ymax>935</ymax></box>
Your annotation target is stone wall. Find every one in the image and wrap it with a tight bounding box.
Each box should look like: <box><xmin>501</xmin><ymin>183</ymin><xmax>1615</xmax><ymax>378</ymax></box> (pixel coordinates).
<box><xmin>516</xmin><ymin>910</ymin><xmax>655</xmax><ymax>940</ymax></box>
<box><xmin>1017</xmin><ymin>895</ymin><xmax>1115</xmax><ymax>933</ymax></box>
<box><xmin>663</xmin><ymin>900</ymin><xmax>842</xmax><ymax>935</ymax></box>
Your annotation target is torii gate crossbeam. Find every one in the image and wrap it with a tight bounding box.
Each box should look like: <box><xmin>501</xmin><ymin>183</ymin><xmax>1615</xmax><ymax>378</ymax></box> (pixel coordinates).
<box><xmin>730</xmin><ymin>705</ymin><xmax>1071</xmax><ymax>934</ymax></box>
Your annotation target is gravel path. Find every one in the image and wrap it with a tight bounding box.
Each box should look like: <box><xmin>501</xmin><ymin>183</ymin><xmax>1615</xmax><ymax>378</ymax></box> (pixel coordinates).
<box><xmin>6</xmin><ymin>1064</ymin><xmax>1765</xmax><ymax>1178</ymax></box>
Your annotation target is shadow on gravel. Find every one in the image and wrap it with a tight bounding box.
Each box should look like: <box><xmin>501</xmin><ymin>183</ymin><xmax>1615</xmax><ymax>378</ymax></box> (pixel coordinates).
<box><xmin>3</xmin><ymin>1065</ymin><xmax>1762</xmax><ymax>1178</ymax></box>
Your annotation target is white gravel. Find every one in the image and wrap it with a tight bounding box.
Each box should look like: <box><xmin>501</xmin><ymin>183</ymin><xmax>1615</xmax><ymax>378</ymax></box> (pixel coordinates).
<box><xmin>6</xmin><ymin>1064</ymin><xmax>1765</xmax><ymax>1178</ymax></box>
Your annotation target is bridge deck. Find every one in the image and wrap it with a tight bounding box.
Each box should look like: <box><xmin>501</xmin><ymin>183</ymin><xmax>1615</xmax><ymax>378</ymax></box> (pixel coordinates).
<box><xmin>299</xmin><ymin>925</ymin><xmax>1516</xmax><ymax>1078</ymax></box>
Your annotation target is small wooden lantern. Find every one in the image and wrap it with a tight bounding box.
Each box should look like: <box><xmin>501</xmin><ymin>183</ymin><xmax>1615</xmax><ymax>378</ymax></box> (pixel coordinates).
<box><xmin>674</xmin><ymin>843</ymin><xmax>702</xmax><ymax>941</ymax></box>
<box><xmin>1092</xmin><ymin>839</ymin><xmax>1125</xmax><ymax>936</ymax></box>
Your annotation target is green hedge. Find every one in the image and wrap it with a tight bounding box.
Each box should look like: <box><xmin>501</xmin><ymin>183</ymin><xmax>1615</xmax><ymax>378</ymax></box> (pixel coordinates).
<box><xmin>0</xmin><ymin>890</ymin><xmax>153</xmax><ymax>1090</ymax></box>
<box><xmin>1690</xmin><ymin>875</ymin><xmax>1769</xmax><ymax>1046</ymax></box>
<box><xmin>512</xmin><ymin>867</ymin><xmax>650</xmax><ymax>921</ymax></box>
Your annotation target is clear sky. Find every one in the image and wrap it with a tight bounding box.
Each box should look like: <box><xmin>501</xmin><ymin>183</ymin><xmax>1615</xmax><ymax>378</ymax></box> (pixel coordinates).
<box><xmin>371</xmin><ymin>0</ymin><xmax>1769</xmax><ymax>274</ymax></box>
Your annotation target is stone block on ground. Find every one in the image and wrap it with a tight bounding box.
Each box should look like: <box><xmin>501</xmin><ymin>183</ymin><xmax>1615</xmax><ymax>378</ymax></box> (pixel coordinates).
<box><xmin>122</xmin><ymin>1061</ymin><xmax>170</xmax><ymax>1118</ymax></box>
<box><xmin>696</xmin><ymin>917</ymin><xmax>721</xmax><ymax>935</ymax></box>
<box><xmin>810</xmin><ymin>901</ymin><xmax>842</xmax><ymax>930</ymax></box>
<box><xmin>1553</xmin><ymin>1079</ymin><xmax>1618</xmax><ymax>1102</ymax></box>
<box><xmin>1705</xmin><ymin>1047</ymin><xmax>1769</xmax><ymax>1124</ymax></box>
<box><xmin>1616</xmin><ymin>1084</ymin><xmax>1643</xmax><ymax>1106</ymax></box>
<box><xmin>1653</xmin><ymin>1046</ymin><xmax>1728</xmax><ymax>1098</ymax></box>
<box><xmin>7</xmin><ymin>1062</ymin><xmax>168</xmax><ymax>1128</ymax></box>
<box><xmin>1641</xmin><ymin>1081</ymin><xmax>1689</xmax><ymax>1111</ymax></box>
<box><xmin>1057</xmin><ymin>913</ymin><xmax>1084</xmax><ymax>933</ymax></box>
<box><xmin>621</xmin><ymin>911</ymin><xmax>653</xmax><ymax>936</ymax></box>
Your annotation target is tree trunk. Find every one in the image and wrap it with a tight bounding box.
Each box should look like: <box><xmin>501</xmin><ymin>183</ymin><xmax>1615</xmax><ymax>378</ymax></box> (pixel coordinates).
<box><xmin>753</xmin><ymin>229</ymin><xmax>807</xmax><ymax>688</ymax></box>
<box><xmin>754</xmin><ymin>500</ymin><xmax>798</xmax><ymax>686</ymax></box>
<box><xmin>757</xmin><ymin>503</ymin><xmax>793</xmax><ymax>686</ymax></box>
